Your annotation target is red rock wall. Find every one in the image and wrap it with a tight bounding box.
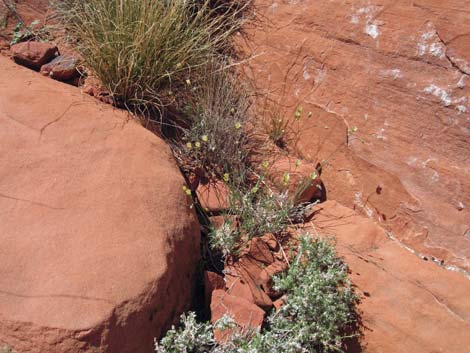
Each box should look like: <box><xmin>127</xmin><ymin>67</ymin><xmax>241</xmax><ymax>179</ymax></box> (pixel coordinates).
<box><xmin>245</xmin><ymin>0</ymin><xmax>470</xmax><ymax>271</ymax></box>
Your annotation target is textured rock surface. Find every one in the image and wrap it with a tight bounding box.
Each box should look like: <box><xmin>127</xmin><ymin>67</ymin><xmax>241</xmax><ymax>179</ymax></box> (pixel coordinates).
<box><xmin>224</xmin><ymin>237</ymin><xmax>283</xmax><ymax>310</ymax></box>
<box><xmin>309</xmin><ymin>201</ymin><xmax>470</xmax><ymax>353</ymax></box>
<box><xmin>11</xmin><ymin>42</ymin><xmax>58</xmax><ymax>70</ymax></box>
<box><xmin>246</xmin><ymin>0</ymin><xmax>470</xmax><ymax>271</ymax></box>
<box><xmin>225</xmin><ymin>261</ymin><xmax>273</xmax><ymax>311</ymax></box>
<box><xmin>0</xmin><ymin>1</ymin><xmax>50</xmax><ymax>51</ymax></box>
<box><xmin>0</xmin><ymin>56</ymin><xmax>200</xmax><ymax>352</ymax></box>
<box><xmin>196</xmin><ymin>180</ymin><xmax>229</xmax><ymax>213</ymax></box>
<box><xmin>210</xmin><ymin>290</ymin><xmax>264</xmax><ymax>343</ymax></box>
<box><xmin>204</xmin><ymin>271</ymin><xmax>226</xmax><ymax>308</ymax></box>
<box><xmin>40</xmin><ymin>55</ymin><xmax>79</xmax><ymax>81</ymax></box>
<box><xmin>268</xmin><ymin>156</ymin><xmax>323</xmax><ymax>203</ymax></box>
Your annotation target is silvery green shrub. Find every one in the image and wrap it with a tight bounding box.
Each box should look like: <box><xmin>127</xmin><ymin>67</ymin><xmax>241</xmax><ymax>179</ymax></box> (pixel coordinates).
<box><xmin>155</xmin><ymin>235</ymin><xmax>358</xmax><ymax>353</ymax></box>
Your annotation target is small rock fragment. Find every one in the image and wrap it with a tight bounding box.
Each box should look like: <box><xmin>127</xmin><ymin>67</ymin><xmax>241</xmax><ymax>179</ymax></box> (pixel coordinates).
<box><xmin>188</xmin><ymin>172</ymin><xmax>200</xmax><ymax>190</ymax></box>
<box><xmin>247</xmin><ymin>237</ymin><xmax>274</xmax><ymax>264</ymax></box>
<box><xmin>268</xmin><ymin>156</ymin><xmax>324</xmax><ymax>204</ymax></box>
<box><xmin>40</xmin><ymin>55</ymin><xmax>79</xmax><ymax>81</ymax></box>
<box><xmin>211</xmin><ymin>289</ymin><xmax>264</xmax><ymax>343</ymax></box>
<box><xmin>204</xmin><ymin>271</ymin><xmax>226</xmax><ymax>307</ymax></box>
<box><xmin>225</xmin><ymin>262</ymin><xmax>273</xmax><ymax>310</ymax></box>
<box><xmin>11</xmin><ymin>41</ymin><xmax>58</xmax><ymax>70</ymax></box>
<box><xmin>261</xmin><ymin>233</ymin><xmax>279</xmax><ymax>251</ymax></box>
<box><xmin>196</xmin><ymin>180</ymin><xmax>229</xmax><ymax>213</ymax></box>
<box><xmin>258</xmin><ymin>260</ymin><xmax>287</xmax><ymax>298</ymax></box>
<box><xmin>273</xmin><ymin>296</ymin><xmax>286</xmax><ymax>311</ymax></box>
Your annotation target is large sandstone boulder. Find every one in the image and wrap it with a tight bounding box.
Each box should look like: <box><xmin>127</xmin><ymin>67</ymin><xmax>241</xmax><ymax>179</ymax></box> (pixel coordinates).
<box><xmin>0</xmin><ymin>56</ymin><xmax>200</xmax><ymax>352</ymax></box>
<box><xmin>310</xmin><ymin>201</ymin><xmax>470</xmax><ymax>353</ymax></box>
<box><xmin>247</xmin><ymin>0</ymin><xmax>470</xmax><ymax>271</ymax></box>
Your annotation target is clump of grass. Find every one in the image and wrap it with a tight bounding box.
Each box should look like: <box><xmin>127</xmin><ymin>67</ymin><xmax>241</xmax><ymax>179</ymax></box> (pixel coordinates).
<box><xmin>265</xmin><ymin>111</ymin><xmax>289</xmax><ymax>149</ymax></box>
<box><xmin>174</xmin><ymin>62</ymin><xmax>253</xmax><ymax>182</ymax></box>
<box><xmin>155</xmin><ymin>235</ymin><xmax>358</xmax><ymax>353</ymax></box>
<box><xmin>209</xmin><ymin>183</ymin><xmax>293</xmax><ymax>257</ymax></box>
<box><xmin>54</xmin><ymin>0</ymin><xmax>250</xmax><ymax>116</ymax></box>
<box><xmin>228</xmin><ymin>186</ymin><xmax>292</xmax><ymax>238</ymax></box>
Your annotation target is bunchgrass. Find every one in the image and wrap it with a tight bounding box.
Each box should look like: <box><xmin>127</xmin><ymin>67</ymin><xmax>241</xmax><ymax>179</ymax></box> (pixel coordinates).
<box><xmin>174</xmin><ymin>62</ymin><xmax>253</xmax><ymax>182</ymax></box>
<box><xmin>54</xmin><ymin>0</ymin><xmax>250</xmax><ymax>116</ymax></box>
<box><xmin>266</xmin><ymin>110</ymin><xmax>289</xmax><ymax>149</ymax></box>
<box><xmin>209</xmin><ymin>185</ymin><xmax>293</xmax><ymax>257</ymax></box>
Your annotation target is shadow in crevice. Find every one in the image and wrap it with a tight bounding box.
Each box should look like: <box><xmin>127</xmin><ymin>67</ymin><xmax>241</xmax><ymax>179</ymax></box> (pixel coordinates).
<box><xmin>342</xmin><ymin>302</ymin><xmax>368</xmax><ymax>353</ymax></box>
<box><xmin>341</xmin><ymin>279</ymin><xmax>377</xmax><ymax>353</ymax></box>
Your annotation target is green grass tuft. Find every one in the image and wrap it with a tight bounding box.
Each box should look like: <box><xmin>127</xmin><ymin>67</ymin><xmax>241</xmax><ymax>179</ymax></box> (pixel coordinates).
<box><xmin>54</xmin><ymin>0</ymin><xmax>249</xmax><ymax>116</ymax></box>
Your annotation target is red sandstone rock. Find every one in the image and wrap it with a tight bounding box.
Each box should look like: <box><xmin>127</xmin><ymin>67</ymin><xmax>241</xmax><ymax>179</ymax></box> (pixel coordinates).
<box><xmin>225</xmin><ymin>237</ymin><xmax>286</xmax><ymax>301</ymax></box>
<box><xmin>246</xmin><ymin>237</ymin><xmax>274</xmax><ymax>264</ymax></box>
<box><xmin>210</xmin><ymin>290</ymin><xmax>264</xmax><ymax>343</ymax></box>
<box><xmin>247</xmin><ymin>0</ymin><xmax>470</xmax><ymax>271</ymax></box>
<box><xmin>0</xmin><ymin>56</ymin><xmax>200</xmax><ymax>353</ymax></box>
<box><xmin>269</xmin><ymin>156</ymin><xmax>323</xmax><ymax>204</ymax></box>
<box><xmin>11</xmin><ymin>41</ymin><xmax>58</xmax><ymax>70</ymax></box>
<box><xmin>272</xmin><ymin>296</ymin><xmax>285</xmax><ymax>312</ymax></box>
<box><xmin>82</xmin><ymin>75</ymin><xmax>106</xmax><ymax>97</ymax></box>
<box><xmin>309</xmin><ymin>201</ymin><xmax>470</xmax><ymax>353</ymax></box>
<box><xmin>225</xmin><ymin>262</ymin><xmax>273</xmax><ymax>311</ymax></box>
<box><xmin>188</xmin><ymin>172</ymin><xmax>200</xmax><ymax>190</ymax></box>
<box><xmin>204</xmin><ymin>271</ymin><xmax>226</xmax><ymax>307</ymax></box>
<box><xmin>196</xmin><ymin>180</ymin><xmax>229</xmax><ymax>213</ymax></box>
<box><xmin>260</xmin><ymin>233</ymin><xmax>279</xmax><ymax>251</ymax></box>
<box><xmin>40</xmin><ymin>55</ymin><xmax>79</xmax><ymax>81</ymax></box>
<box><xmin>258</xmin><ymin>260</ymin><xmax>287</xmax><ymax>299</ymax></box>
<box><xmin>210</xmin><ymin>215</ymin><xmax>226</xmax><ymax>229</ymax></box>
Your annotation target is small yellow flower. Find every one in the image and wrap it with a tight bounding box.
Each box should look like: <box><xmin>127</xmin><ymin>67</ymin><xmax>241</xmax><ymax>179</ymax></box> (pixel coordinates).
<box><xmin>262</xmin><ymin>160</ymin><xmax>269</xmax><ymax>169</ymax></box>
<box><xmin>350</xmin><ymin>126</ymin><xmax>358</xmax><ymax>133</ymax></box>
<box><xmin>176</xmin><ymin>62</ymin><xmax>182</xmax><ymax>69</ymax></box>
<box><xmin>309</xmin><ymin>171</ymin><xmax>318</xmax><ymax>180</ymax></box>
<box><xmin>201</xmin><ymin>135</ymin><xmax>208</xmax><ymax>142</ymax></box>
<box><xmin>251</xmin><ymin>186</ymin><xmax>259</xmax><ymax>194</ymax></box>
<box><xmin>186</xmin><ymin>142</ymin><xmax>192</xmax><ymax>149</ymax></box>
<box><xmin>282</xmin><ymin>172</ymin><xmax>290</xmax><ymax>186</ymax></box>
<box><xmin>185</xmin><ymin>189</ymin><xmax>192</xmax><ymax>196</ymax></box>
<box><xmin>204</xmin><ymin>207</ymin><xmax>209</xmax><ymax>212</ymax></box>
<box><xmin>230</xmin><ymin>107</ymin><xmax>235</xmax><ymax>114</ymax></box>
<box><xmin>186</xmin><ymin>79</ymin><xmax>191</xmax><ymax>85</ymax></box>
<box><xmin>182</xmin><ymin>185</ymin><xmax>188</xmax><ymax>191</ymax></box>
<box><xmin>295</xmin><ymin>159</ymin><xmax>301</xmax><ymax>168</ymax></box>
<box><xmin>235</xmin><ymin>122</ymin><xmax>242</xmax><ymax>129</ymax></box>
<box><xmin>195</xmin><ymin>141</ymin><xmax>201</xmax><ymax>148</ymax></box>
<box><xmin>223</xmin><ymin>173</ymin><xmax>230</xmax><ymax>182</ymax></box>
<box><xmin>294</xmin><ymin>105</ymin><xmax>303</xmax><ymax>120</ymax></box>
